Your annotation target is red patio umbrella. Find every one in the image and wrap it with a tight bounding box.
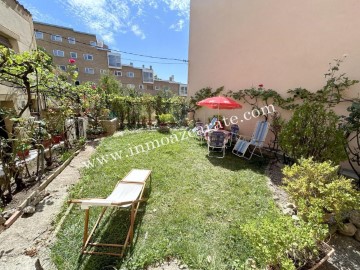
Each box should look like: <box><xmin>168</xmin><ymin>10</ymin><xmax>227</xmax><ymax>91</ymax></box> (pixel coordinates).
<box><xmin>196</xmin><ymin>96</ymin><xmax>242</xmax><ymax>123</ymax></box>
<box><xmin>196</xmin><ymin>96</ymin><xmax>242</xmax><ymax>109</ymax></box>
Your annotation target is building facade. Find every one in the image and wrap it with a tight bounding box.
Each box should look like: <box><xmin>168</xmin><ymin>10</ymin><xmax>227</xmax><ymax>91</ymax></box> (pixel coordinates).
<box><xmin>34</xmin><ymin>22</ymin><xmax>188</xmax><ymax>96</ymax></box>
<box><xmin>0</xmin><ymin>0</ymin><xmax>37</xmax><ymax>132</ymax></box>
<box><xmin>188</xmin><ymin>0</ymin><xmax>360</xmax><ymax>129</ymax></box>
<box><xmin>34</xmin><ymin>21</ymin><xmax>109</xmax><ymax>84</ymax></box>
<box><xmin>108</xmin><ymin>61</ymin><xmax>187</xmax><ymax>96</ymax></box>
<box><xmin>188</xmin><ymin>0</ymin><xmax>360</xmax><ymax>171</ymax></box>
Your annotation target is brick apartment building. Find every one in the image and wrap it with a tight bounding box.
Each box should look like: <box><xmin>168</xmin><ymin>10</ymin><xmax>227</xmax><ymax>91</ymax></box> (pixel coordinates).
<box><xmin>110</xmin><ymin>63</ymin><xmax>188</xmax><ymax>96</ymax></box>
<box><xmin>34</xmin><ymin>21</ymin><xmax>109</xmax><ymax>84</ymax></box>
<box><xmin>33</xmin><ymin>22</ymin><xmax>187</xmax><ymax>96</ymax></box>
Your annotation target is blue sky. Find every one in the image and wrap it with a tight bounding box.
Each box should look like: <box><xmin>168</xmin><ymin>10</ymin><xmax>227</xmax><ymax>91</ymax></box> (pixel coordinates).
<box><xmin>18</xmin><ymin>0</ymin><xmax>190</xmax><ymax>84</ymax></box>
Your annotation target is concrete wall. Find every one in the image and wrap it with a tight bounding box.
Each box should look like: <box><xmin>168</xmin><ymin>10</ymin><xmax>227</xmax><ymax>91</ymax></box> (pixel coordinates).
<box><xmin>188</xmin><ymin>0</ymin><xmax>360</xmax><ymax>133</ymax></box>
<box><xmin>0</xmin><ymin>0</ymin><xmax>35</xmax><ymax>53</ymax></box>
<box><xmin>0</xmin><ymin>0</ymin><xmax>36</xmax><ymax>118</ymax></box>
<box><xmin>188</xmin><ymin>0</ymin><xmax>360</xmax><ymax>170</ymax></box>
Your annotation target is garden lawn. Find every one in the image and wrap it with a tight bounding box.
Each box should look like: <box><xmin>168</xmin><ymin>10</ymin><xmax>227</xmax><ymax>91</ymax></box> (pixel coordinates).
<box><xmin>51</xmin><ymin>130</ymin><xmax>280</xmax><ymax>270</ymax></box>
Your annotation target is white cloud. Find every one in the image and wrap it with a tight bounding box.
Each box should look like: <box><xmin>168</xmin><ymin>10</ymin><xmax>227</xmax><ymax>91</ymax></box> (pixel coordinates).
<box><xmin>169</xmin><ymin>19</ymin><xmax>184</xmax><ymax>31</ymax></box>
<box><xmin>163</xmin><ymin>0</ymin><xmax>190</xmax><ymax>17</ymax></box>
<box><xmin>131</xmin><ymin>24</ymin><xmax>146</xmax><ymax>39</ymax></box>
<box><xmin>60</xmin><ymin>0</ymin><xmax>189</xmax><ymax>43</ymax></box>
<box><xmin>62</xmin><ymin>0</ymin><xmax>131</xmax><ymax>43</ymax></box>
<box><xmin>149</xmin><ymin>0</ymin><xmax>159</xmax><ymax>9</ymax></box>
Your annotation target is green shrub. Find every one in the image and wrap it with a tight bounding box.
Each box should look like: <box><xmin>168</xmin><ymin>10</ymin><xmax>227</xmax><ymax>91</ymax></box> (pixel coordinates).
<box><xmin>238</xmin><ymin>215</ymin><xmax>327</xmax><ymax>270</ymax></box>
<box><xmin>60</xmin><ymin>151</ymin><xmax>72</xmax><ymax>163</ymax></box>
<box><xmin>279</xmin><ymin>102</ymin><xmax>346</xmax><ymax>163</ymax></box>
<box><xmin>282</xmin><ymin>158</ymin><xmax>360</xmax><ymax>224</ymax></box>
<box><xmin>158</xmin><ymin>113</ymin><xmax>175</xmax><ymax>124</ymax></box>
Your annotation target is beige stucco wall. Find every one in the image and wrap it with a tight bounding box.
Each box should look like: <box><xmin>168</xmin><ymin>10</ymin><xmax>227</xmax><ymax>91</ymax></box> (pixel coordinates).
<box><xmin>0</xmin><ymin>0</ymin><xmax>36</xmax><ymax>52</ymax></box>
<box><xmin>0</xmin><ymin>0</ymin><xmax>36</xmax><ymax>118</ymax></box>
<box><xmin>188</xmin><ymin>0</ymin><xmax>360</xmax><ymax>168</ymax></box>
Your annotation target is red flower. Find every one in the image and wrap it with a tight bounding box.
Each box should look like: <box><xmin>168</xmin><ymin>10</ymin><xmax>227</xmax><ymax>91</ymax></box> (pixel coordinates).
<box><xmin>91</xmin><ymin>84</ymin><xmax>96</xmax><ymax>89</ymax></box>
<box><xmin>68</xmin><ymin>58</ymin><xmax>76</xmax><ymax>64</ymax></box>
<box><xmin>258</xmin><ymin>84</ymin><xmax>264</xmax><ymax>88</ymax></box>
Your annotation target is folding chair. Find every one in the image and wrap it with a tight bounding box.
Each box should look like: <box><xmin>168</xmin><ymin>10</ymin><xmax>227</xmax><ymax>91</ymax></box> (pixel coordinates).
<box><xmin>191</xmin><ymin>121</ymin><xmax>205</xmax><ymax>141</ymax></box>
<box><xmin>232</xmin><ymin>121</ymin><xmax>269</xmax><ymax>159</ymax></box>
<box><xmin>69</xmin><ymin>169</ymin><xmax>152</xmax><ymax>257</ymax></box>
<box><xmin>207</xmin><ymin>130</ymin><xmax>227</xmax><ymax>158</ymax></box>
<box><xmin>206</xmin><ymin>117</ymin><xmax>218</xmax><ymax>131</ymax></box>
<box><xmin>228</xmin><ymin>124</ymin><xmax>240</xmax><ymax>146</ymax></box>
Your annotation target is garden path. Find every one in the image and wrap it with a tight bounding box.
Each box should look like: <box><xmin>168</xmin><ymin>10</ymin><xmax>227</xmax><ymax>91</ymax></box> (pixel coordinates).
<box><xmin>0</xmin><ymin>143</ymin><xmax>97</xmax><ymax>270</ymax></box>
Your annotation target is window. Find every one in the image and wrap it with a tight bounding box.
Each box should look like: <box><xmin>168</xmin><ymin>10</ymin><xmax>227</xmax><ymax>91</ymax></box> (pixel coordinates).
<box><xmin>83</xmin><ymin>54</ymin><xmax>93</xmax><ymax>61</ymax></box>
<box><xmin>127</xmin><ymin>84</ymin><xmax>135</xmax><ymax>89</ymax></box>
<box><xmin>108</xmin><ymin>53</ymin><xmax>121</xmax><ymax>68</ymax></box>
<box><xmin>70</xmin><ymin>52</ymin><xmax>77</xmax><ymax>58</ymax></box>
<box><xmin>126</xmin><ymin>72</ymin><xmax>135</xmax><ymax>78</ymax></box>
<box><xmin>58</xmin><ymin>65</ymin><xmax>66</xmax><ymax>71</ymax></box>
<box><xmin>84</xmin><ymin>68</ymin><xmax>95</xmax><ymax>74</ymax></box>
<box><xmin>0</xmin><ymin>35</ymin><xmax>11</xmax><ymax>48</ymax></box>
<box><xmin>155</xmin><ymin>86</ymin><xmax>160</xmax><ymax>90</ymax></box>
<box><xmin>35</xmin><ymin>31</ymin><xmax>43</xmax><ymax>39</ymax></box>
<box><xmin>142</xmin><ymin>70</ymin><xmax>154</xmax><ymax>83</ymax></box>
<box><xmin>114</xmin><ymin>70</ymin><xmax>122</xmax><ymax>76</ymax></box>
<box><xmin>179</xmin><ymin>85</ymin><xmax>188</xmax><ymax>96</ymax></box>
<box><xmin>139</xmin><ymin>84</ymin><xmax>144</xmax><ymax>90</ymax></box>
<box><xmin>100</xmin><ymin>69</ymin><xmax>108</xmax><ymax>75</ymax></box>
<box><xmin>90</xmin><ymin>41</ymin><xmax>97</xmax><ymax>46</ymax></box>
<box><xmin>51</xmin><ymin>35</ymin><xmax>62</xmax><ymax>42</ymax></box>
<box><xmin>68</xmin><ymin>37</ymin><xmax>76</xmax><ymax>44</ymax></box>
<box><xmin>53</xmin><ymin>50</ymin><xmax>64</xmax><ymax>57</ymax></box>
<box><xmin>163</xmin><ymin>86</ymin><xmax>170</xmax><ymax>91</ymax></box>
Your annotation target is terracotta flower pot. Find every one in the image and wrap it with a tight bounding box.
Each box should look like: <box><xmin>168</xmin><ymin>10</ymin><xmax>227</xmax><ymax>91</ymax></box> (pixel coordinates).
<box><xmin>42</xmin><ymin>139</ymin><xmax>52</xmax><ymax>148</ymax></box>
<box><xmin>51</xmin><ymin>135</ymin><xmax>62</xmax><ymax>144</ymax></box>
<box><xmin>17</xmin><ymin>149</ymin><xmax>29</xmax><ymax>159</ymax></box>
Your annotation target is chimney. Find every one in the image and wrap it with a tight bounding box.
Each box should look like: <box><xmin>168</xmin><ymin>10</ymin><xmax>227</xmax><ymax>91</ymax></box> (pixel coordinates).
<box><xmin>130</xmin><ymin>62</ymin><xmax>133</xmax><ymax>66</ymax></box>
<box><xmin>150</xmin><ymin>65</ymin><xmax>152</xmax><ymax>70</ymax></box>
<box><xmin>169</xmin><ymin>75</ymin><xmax>174</xmax><ymax>82</ymax></box>
<box><xmin>142</xmin><ymin>65</ymin><xmax>145</xmax><ymax>68</ymax></box>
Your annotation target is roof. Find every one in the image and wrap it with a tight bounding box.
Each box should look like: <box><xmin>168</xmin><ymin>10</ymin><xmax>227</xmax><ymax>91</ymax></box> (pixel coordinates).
<box><xmin>5</xmin><ymin>0</ymin><xmax>32</xmax><ymax>17</ymax></box>
<box><xmin>33</xmin><ymin>21</ymin><xmax>97</xmax><ymax>37</ymax></box>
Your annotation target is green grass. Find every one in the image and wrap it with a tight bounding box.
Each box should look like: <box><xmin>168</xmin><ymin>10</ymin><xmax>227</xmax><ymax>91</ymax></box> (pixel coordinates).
<box><xmin>51</xmin><ymin>130</ymin><xmax>281</xmax><ymax>270</ymax></box>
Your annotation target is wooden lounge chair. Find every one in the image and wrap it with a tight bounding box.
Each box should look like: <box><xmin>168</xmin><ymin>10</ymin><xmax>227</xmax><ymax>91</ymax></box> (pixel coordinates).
<box><xmin>69</xmin><ymin>169</ymin><xmax>152</xmax><ymax>257</ymax></box>
<box><xmin>232</xmin><ymin>121</ymin><xmax>269</xmax><ymax>159</ymax></box>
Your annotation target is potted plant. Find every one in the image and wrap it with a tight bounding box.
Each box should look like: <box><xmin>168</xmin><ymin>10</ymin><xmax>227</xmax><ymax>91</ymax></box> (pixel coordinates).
<box><xmin>51</xmin><ymin>127</ymin><xmax>64</xmax><ymax>144</ymax></box>
<box><xmin>76</xmin><ymin>137</ymin><xmax>86</xmax><ymax>150</ymax></box>
<box><xmin>158</xmin><ymin>114</ymin><xmax>174</xmax><ymax>132</ymax></box>
<box><xmin>16</xmin><ymin>143</ymin><xmax>30</xmax><ymax>159</ymax></box>
<box><xmin>282</xmin><ymin>158</ymin><xmax>360</xmax><ymax>225</ymax></box>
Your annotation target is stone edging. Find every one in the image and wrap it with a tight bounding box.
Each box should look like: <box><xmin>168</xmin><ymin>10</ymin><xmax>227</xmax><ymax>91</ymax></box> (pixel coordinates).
<box><xmin>4</xmin><ymin>149</ymin><xmax>81</xmax><ymax>228</ymax></box>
